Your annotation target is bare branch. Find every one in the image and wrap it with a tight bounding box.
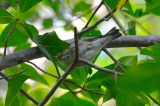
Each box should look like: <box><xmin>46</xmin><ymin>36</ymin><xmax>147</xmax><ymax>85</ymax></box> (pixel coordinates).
<box><xmin>83</xmin><ymin>1</ymin><xmax>104</xmax><ymax>29</ymax></box>
<box><xmin>102</xmin><ymin>48</ymin><xmax>125</xmax><ymax>72</ymax></box>
<box><xmin>38</xmin><ymin>27</ymin><xmax>79</xmax><ymax>105</ymax></box>
<box><xmin>0</xmin><ymin>36</ymin><xmax>160</xmax><ymax>71</ymax></box>
<box><xmin>79</xmin><ymin>58</ymin><xmax>123</xmax><ymax>76</ymax></box>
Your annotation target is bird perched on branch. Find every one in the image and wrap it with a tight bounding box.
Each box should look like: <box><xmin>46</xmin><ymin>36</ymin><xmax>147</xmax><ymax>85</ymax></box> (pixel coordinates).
<box><xmin>57</xmin><ymin>27</ymin><xmax>122</xmax><ymax>67</ymax></box>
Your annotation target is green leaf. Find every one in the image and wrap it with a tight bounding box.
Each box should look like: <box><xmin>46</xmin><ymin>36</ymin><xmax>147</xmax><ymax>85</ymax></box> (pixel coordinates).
<box><xmin>73</xmin><ymin>1</ymin><xmax>91</xmax><ymax>14</ymax></box>
<box><xmin>121</xmin><ymin>3</ymin><xmax>144</xmax><ymax>17</ymax></box>
<box><xmin>19</xmin><ymin>0</ymin><xmax>42</xmax><ymax>13</ymax></box>
<box><xmin>0</xmin><ymin>21</ymin><xmax>29</xmax><ymax>47</ymax></box>
<box><xmin>145</xmin><ymin>0</ymin><xmax>160</xmax><ymax>16</ymax></box>
<box><xmin>140</xmin><ymin>44</ymin><xmax>160</xmax><ymax>61</ymax></box>
<box><xmin>127</xmin><ymin>21</ymin><xmax>136</xmax><ymax>35</ymax></box>
<box><xmin>21</xmin><ymin>63</ymin><xmax>48</xmax><ymax>85</ymax></box>
<box><xmin>33</xmin><ymin>31</ymin><xmax>70</xmax><ymax>61</ymax></box>
<box><xmin>0</xmin><ymin>7</ymin><xmax>14</xmax><ymax>24</ymax></box>
<box><xmin>49</xmin><ymin>92</ymin><xmax>95</xmax><ymax>106</ymax></box>
<box><xmin>118</xmin><ymin>55</ymin><xmax>137</xmax><ymax>66</ymax></box>
<box><xmin>22</xmin><ymin>22</ymin><xmax>38</xmax><ymax>41</ymax></box>
<box><xmin>82</xmin><ymin>29</ymin><xmax>101</xmax><ymax>37</ymax></box>
<box><xmin>6</xmin><ymin>0</ymin><xmax>17</xmax><ymax>8</ymax></box>
<box><xmin>118</xmin><ymin>62</ymin><xmax>160</xmax><ymax>94</ymax></box>
<box><xmin>9</xmin><ymin>97</ymin><xmax>20</xmax><ymax>106</ymax></box>
<box><xmin>121</xmin><ymin>2</ymin><xmax>134</xmax><ymax>16</ymax></box>
<box><xmin>5</xmin><ymin>63</ymin><xmax>48</xmax><ymax>85</ymax></box>
<box><xmin>5</xmin><ymin>75</ymin><xmax>28</xmax><ymax>106</ymax></box>
<box><xmin>103</xmin><ymin>0</ymin><xmax>120</xmax><ymax>10</ymax></box>
<box><xmin>116</xmin><ymin>89</ymin><xmax>145</xmax><ymax>106</ymax></box>
<box><xmin>29</xmin><ymin>87</ymin><xmax>49</xmax><ymax>102</ymax></box>
<box><xmin>42</xmin><ymin>18</ymin><xmax>53</xmax><ymax>28</ymax></box>
<box><xmin>14</xmin><ymin>43</ymin><xmax>31</xmax><ymax>52</ymax></box>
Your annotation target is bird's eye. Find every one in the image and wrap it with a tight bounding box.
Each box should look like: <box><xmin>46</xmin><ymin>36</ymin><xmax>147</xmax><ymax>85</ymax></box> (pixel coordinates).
<box><xmin>86</xmin><ymin>45</ymin><xmax>92</xmax><ymax>51</ymax></box>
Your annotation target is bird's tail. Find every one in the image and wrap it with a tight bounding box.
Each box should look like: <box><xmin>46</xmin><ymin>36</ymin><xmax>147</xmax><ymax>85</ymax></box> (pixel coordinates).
<box><xmin>103</xmin><ymin>27</ymin><xmax>122</xmax><ymax>39</ymax></box>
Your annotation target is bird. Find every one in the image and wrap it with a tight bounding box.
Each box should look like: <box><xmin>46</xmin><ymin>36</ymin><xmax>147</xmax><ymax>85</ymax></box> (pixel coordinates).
<box><xmin>56</xmin><ymin>27</ymin><xmax>122</xmax><ymax>67</ymax></box>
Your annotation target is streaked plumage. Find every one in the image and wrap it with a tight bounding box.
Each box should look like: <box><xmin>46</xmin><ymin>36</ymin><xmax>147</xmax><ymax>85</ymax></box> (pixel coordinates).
<box><xmin>56</xmin><ymin>27</ymin><xmax>122</xmax><ymax>67</ymax></box>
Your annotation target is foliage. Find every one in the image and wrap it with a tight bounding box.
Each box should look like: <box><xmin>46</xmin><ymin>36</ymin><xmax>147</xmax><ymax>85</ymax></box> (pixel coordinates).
<box><xmin>0</xmin><ymin>0</ymin><xmax>160</xmax><ymax>106</ymax></box>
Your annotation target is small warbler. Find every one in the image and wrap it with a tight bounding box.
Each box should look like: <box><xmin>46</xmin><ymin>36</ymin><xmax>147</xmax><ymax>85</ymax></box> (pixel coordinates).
<box><xmin>57</xmin><ymin>27</ymin><xmax>122</xmax><ymax>67</ymax></box>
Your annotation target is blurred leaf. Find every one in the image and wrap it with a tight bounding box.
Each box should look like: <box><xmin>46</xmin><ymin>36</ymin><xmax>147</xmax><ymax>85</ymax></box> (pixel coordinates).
<box><xmin>14</xmin><ymin>43</ymin><xmax>31</xmax><ymax>52</ymax></box>
<box><xmin>103</xmin><ymin>0</ymin><xmax>120</xmax><ymax>10</ymax></box>
<box><xmin>29</xmin><ymin>86</ymin><xmax>49</xmax><ymax>102</ymax></box>
<box><xmin>33</xmin><ymin>31</ymin><xmax>70</xmax><ymax>61</ymax></box>
<box><xmin>0</xmin><ymin>7</ymin><xmax>14</xmax><ymax>24</ymax></box>
<box><xmin>6</xmin><ymin>0</ymin><xmax>17</xmax><ymax>8</ymax></box>
<box><xmin>43</xmin><ymin>0</ymin><xmax>60</xmax><ymax>13</ymax></box>
<box><xmin>118</xmin><ymin>55</ymin><xmax>137</xmax><ymax>66</ymax></box>
<box><xmin>42</xmin><ymin>18</ymin><xmax>53</xmax><ymax>28</ymax></box>
<box><xmin>118</xmin><ymin>62</ymin><xmax>160</xmax><ymax>94</ymax></box>
<box><xmin>49</xmin><ymin>92</ymin><xmax>95</xmax><ymax>106</ymax></box>
<box><xmin>121</xmin><ymin>2</ymin><xmax>144</xmax><ymax>17</ymax></box>
<box><xmin>140</xmin><ymin>44</ymin><xmax>160</xmax><ymax>61</ymax></box>
<box><xmin>19</xmin><ymin>0</ymin><xmax>42</xmax><ymax>13</ymax></box>
<box><xmin>82</xmin><ymin>29</ymin><xmax>101</xmax><ymax>37</ymax></box>
<box><xmin>0</xmin><ymin>98</ymin><xmax>4</xmax><ymax>106</ymax></box>
<box><xmin>0</xmin><ymin>21</ymin><xmax>29</xmax><ymax>47</ymax></box>
<box><xmin>145</xmin><ymin>0</ymin><xmax>160</xmax><ymax>16</ymax></box>
<box><xmin>5</xmin><ymin>75</ymin><xmax>28</xmax><ymax>106</ymax></box>
<box><xmin>73</xmin><ymin>1</ymin><xmax>91</xmax><ymax>14</ymax></box>
<box><xmin>127</xmin><ymin>21</ymin><xmax>136</xmax><ymax>35</ymax></box>
<box><xmin>116</xmin><ymin>89</ymin><xmax>145</xmax><ymax>106</ymax></box>
<box><xmin>121</xmin><ymin>2</ymin><xmax>134</xmax><ymax>16</ymax></box>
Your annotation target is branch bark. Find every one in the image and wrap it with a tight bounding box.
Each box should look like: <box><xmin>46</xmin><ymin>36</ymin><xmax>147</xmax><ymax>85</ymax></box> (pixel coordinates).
<box><xmin>0</xmin><ymin>36</ymin><xmax>160</xmax><ymax>71</ymax></box>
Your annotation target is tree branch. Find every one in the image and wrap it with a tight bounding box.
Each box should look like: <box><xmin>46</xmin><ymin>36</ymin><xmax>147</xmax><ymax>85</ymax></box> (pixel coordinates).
<box><xmin>0</xmin><ymin>36</ymin><xmax>160</xmax><ymax>71</ymax></box>
<box><xmin>38</xmin><ymin>27</ymin><xmax>79</xmax><ymax>105</ymax></box>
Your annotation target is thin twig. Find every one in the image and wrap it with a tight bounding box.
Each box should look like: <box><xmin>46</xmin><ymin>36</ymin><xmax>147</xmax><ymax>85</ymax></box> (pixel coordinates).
<box><xmin>63</xmin><ymin>82</ymin><xmax>81</xmax><ymax>94</ymax></box>
<box><xmin>53</xmin><ymin>62</ymin><xmax>61</xmax><ymax>77</ymax></box>
<box><xmin>4</xmin><ymin>19</ymin><xmax>19</xmax><ymax>56</ymax></box>
<box><xmin>53</xmin><ymin>59</ymin><xmax>79</xmax><ymax>95</ymax></box>
<box><xmin>0</xmin><ymin>72</ymin><xmax>39</xmax><ymax>105</ymax></box>
<box><xmin>83</xmin><ymin>1</ymin><xmax>104</xmax><ymax>29</ymax></box>
<box><xmin>38</xmin><ymin>27</ymin><xmax>79</xmax><ymax>106</ymax></box>
<box><xmin>24</xmin><ymin>60</ymin><xmax>104</xmax><ymax>95</ymax></box>
<box><xmin>147</xmin><ymin>94</ymin><xmax>160</xmax><ymax>106</ymax></box>
<box><xmin>102</xmin><ymin>48</ymin><xmax>125</xmax><ymax>72</ymax></box>
<box><xmin>0</xmin><ymin>69</ymin><xmax>26</xmax><ymax>80</ymax></box>
<box><xmin>77</xmin><ymin>9</ymin><xmax>116</xmax><ymax>37</ymax></box>
<box><xmin>24</xmin><ymin>60</ymin><xmax>58</xmax><ymax>78</ymax></box>
<box><xmin>79</xmin><ymin>58</ymin><xmax>123</xmax><ymax>76</ymax></box>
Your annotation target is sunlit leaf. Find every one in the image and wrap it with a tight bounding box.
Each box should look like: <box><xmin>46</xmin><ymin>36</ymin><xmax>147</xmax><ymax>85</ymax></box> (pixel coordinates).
<box><xmin>141</xmin><ymin>44</ymin><xmax>160</xmax><ymax>61</ymax></box>
<box><xmin>0</xmin><ymin>21</ymin><xmax>29</xmax><ymax>47</ymax></box>
<box><xmin>19</xmin><ymin>0</ymin><xmax>42</xmax><ymax>13</ymax></box>
<box><xmin>49</xmin><ymin>92</ymin><xmax>95</xmax><ymax>106</ymax></box>
<box><xmin>118</xmin><ymin>55</ymin><xmax>137</xmax><ymax>66</ymax></box>
<box><xmin>73</xmin><ymin>1</ymin><xmax>91</xmax><ymax>14</ymax></box>
<box><xmin>0</xmin><ymin>7</ymin><xmax>14</xmax><ymax>24</ymax></box>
